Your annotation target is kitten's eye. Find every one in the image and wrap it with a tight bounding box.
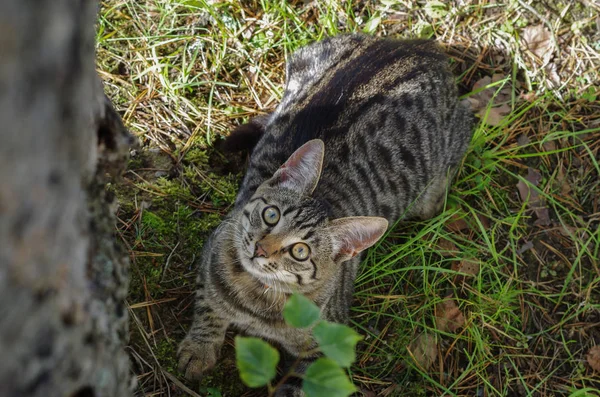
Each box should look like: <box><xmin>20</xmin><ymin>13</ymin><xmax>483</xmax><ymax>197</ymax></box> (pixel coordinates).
<box><xmin>290</xmin><ymin>243</ymin><xmax>310</xmax><ymax>261</ymax></box>
<box><xmin>262</xmin><ymin>206</ymin><xmax>280</xmax><ymax>226</ymax></box>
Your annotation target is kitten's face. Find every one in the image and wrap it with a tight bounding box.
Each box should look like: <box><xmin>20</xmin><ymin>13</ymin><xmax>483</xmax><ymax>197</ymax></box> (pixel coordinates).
<box><xmin>229</xmin><ymin>139</ymin><xmax>388</xmax><ymax>294</ymax></box>
<box><xmin>235</xmin><ymin>187</ymin><xmax>334</xmax><ymax>293</ymax></box>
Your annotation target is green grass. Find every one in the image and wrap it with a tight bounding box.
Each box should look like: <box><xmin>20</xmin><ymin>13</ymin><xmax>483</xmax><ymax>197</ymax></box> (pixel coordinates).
<box><xmin>97</xmin><ymin>1</ymin><xmax>600</xmax><ymax>396</ymax></box>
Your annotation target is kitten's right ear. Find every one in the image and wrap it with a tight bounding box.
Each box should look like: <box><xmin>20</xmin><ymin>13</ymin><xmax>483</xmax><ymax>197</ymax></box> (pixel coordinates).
<box><xmin>268</xmin><ymin>139</ymin><xmax>325</xmax><ymax>196</ymax></box>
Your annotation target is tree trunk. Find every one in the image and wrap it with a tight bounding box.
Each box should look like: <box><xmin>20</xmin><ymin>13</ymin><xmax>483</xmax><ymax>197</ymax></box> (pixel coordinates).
<box><xmin>0</xmin><ymin>1</ymin><xmax>134</xmax><ymax>396</ymax></box>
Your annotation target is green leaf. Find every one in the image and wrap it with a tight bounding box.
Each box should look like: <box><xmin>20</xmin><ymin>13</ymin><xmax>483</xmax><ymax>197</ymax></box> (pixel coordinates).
<box><xmin>313</xmin><ymin>321</ymin><xmax>362</xmax><ymax>367</ymax></box>
<box><xmin>207</xmin><ymin>388</ymin><xmax>222</xmax><ymax>397</ymax></box>
<box><xmin>423</xmin><ymin>1</ymin><xmax>448</xmax><ymax>19</ymax></box>
<box><xmin>283</xmin><ymin>293</ymin><xmax>320</xmax><ymax>328</ymax></box>
<box><xmin>235</xmin><ymin>336</ymin><xmax>279</xmax><ymax>388</ymax></box>
<box><xmin>568</xmin><ymin>389</ymin><xmax>600</xmax><ymax>397</ymax></box>
<box><xmin>363</xmin><ymin>16</ymin><xmax>381</xmax><ymax>34</ymax></box>
<box><xmin>303</xmin><ymin>358</ymin><xmax>356</xmax><ymax>397</ymax></box>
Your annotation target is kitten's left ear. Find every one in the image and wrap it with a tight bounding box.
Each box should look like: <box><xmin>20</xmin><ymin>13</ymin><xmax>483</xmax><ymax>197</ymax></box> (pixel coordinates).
<box><xmin>269</xmin><ymin>139</ymin><xmax>325</xmax><ymax>196</ymax></box>
<box><xmin>328</xmin><ymin>217</ymin><xmax>389</xmax><ymax>262</ymax></box>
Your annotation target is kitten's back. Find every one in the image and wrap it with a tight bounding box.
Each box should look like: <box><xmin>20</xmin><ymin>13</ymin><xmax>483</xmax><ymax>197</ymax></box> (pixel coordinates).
<box><xmin>236</xmin><ymin>34</ymin><xmax>473</xmax><ymax>220</ymax></box>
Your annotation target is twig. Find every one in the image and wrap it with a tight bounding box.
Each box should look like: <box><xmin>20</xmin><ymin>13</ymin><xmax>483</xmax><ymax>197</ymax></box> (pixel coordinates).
<box><xmin>161</xmin><ymin>369</ymin><xmax>204</xmax><ymax>397</ymax></box>
<box><xmin>161</xmin><ymin>241</ymin><xmax>180</xmax><ymax>282</ymax></box>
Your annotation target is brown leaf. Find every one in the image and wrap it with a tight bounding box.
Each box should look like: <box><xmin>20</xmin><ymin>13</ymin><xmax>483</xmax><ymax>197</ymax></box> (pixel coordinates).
<box><xmin>517</xmin><ymin>134</ymin><xmax>530</xmax><ymax>146</ymax></box>
<box><xmin>542</xmin><ymin>140</ymin><xmax>556</xmax><ymax>151</ymax></box>
<box><xmin>517</xmin><ymin>240</ymin><xmax>534</xmax><ymax>255</ymax></box>
<box><xmin>545</xmin><ymin>62</ymin><xmax>561</xmax><ymax>87</ymax></box>
<box><xmin>472</xmin><ymin>76</ymin><xmax>492</xmax><ymax>98</ymax></box>
<box><xmin>522</xmin><ymin>24</ymin><xmax>554</xmax><ymax>64</ymax></box>
<box><xmin>446</xmin><ymin>212</ymin><xmax>491</xmax><ymax>235</ymax></box>
<box><xmin>587</xmin><ymin>346</ymin><xmax>600</xmax><ymax>372</ymax></box>
<box><xmin>556</xmin><ymin>165</ymin><xmax>572</xmax><ymax>195</ymax></box>
<box><xmin>408</xmin><ymin>333</ymin><xmax>437</xmax><ymax>370</ymax></box>
<box><xmin>452</xmin><ymin>259</ymin><xmax>480</xmax><ymax>276</ymax></box>
<box><xmin>435</xmin><ymin>298</ymin><xmax>466</xmax><ymax>333</ymax></box>
<box><xmin>476</xmin><ymin>214</ymin><xmax>491</xmax><ymax>230</ymax></box>
<box><xmin>520</xmin><ymin>91</ymin><xmax>537</xmax><ymax>102</ymax></box>
<box><xmin>480</xmin><ymin>103</ymin><xmax>511</xmax><ymax>126</ymax></box>
<box><xmin>446</xmin><ymin>213</ymin><xmax>469</xmax><ymax>232</ymax></box>
<box><xmin>533</xmin><ymin>208</ymin><xmax>551</xmax><ymax>226</ymax></box>
<box><xmin>468</xmin><ymin>74</ymin><xmax>512</xmax><ymax>124</ymax></box>
<box><xmin>436</xmin><ymin>237</ymin><xmax>459</xmax><ymax>257</ymax></box>
<box><xmin>516</xmin><ymin>167</ymin><xmax>551</xmax><ymax>226</ymax></box>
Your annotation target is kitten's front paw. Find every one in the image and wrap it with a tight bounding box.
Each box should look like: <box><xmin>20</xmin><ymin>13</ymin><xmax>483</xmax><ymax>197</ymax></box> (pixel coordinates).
<box><xmin>274</xmin><ymin>384</ymin><xmax>306</xmax><ymax>397</ymax></box>
<box><xmin>177</xmin><ymin>337</ymin><xmax>221</xmax><ymax>381</ymax></box>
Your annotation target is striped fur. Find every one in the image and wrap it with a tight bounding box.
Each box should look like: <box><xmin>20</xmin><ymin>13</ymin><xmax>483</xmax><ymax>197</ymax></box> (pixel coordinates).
<box><xmin>178</xmin><ymin>34</ymin><xmax>473</xmax><ymax>394</ymax></box>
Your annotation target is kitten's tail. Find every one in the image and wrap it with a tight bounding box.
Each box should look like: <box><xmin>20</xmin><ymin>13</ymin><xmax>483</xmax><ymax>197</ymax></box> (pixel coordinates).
<box><xmin>220</xmin><ymin>113</ymin><xmax>271</xmax><ymax>153</ymax></box>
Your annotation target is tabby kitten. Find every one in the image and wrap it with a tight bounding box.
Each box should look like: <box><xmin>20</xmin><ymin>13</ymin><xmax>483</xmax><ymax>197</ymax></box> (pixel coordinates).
<box><xmin>178</xmin><ymin>34</ymin><xmax>473</xmax><ymax>395</ymax></box>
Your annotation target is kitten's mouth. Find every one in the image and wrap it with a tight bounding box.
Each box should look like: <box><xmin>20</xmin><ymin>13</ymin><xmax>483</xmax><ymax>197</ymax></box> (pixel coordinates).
<box><xmin>240</xmin><ymin>256</ymin><xmax>295</xmax><ymax>291</ymax></box>
<box><xmin>240</xmin><ymin>255</ymin><xmax>273</xmax><ymax>283</ymax></box>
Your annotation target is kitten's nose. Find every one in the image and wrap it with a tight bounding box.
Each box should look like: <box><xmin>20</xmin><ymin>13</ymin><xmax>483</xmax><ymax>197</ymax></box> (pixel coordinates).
<box><xmin>254</xmin><ymin>242</ymin><xmax>268</xmax><ymax>258</ymax></box>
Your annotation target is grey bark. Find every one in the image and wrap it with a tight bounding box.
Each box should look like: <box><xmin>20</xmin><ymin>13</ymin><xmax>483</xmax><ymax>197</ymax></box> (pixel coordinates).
<box><xmin>0</xmin><ymin>1</ymin><xmax>134</xmax><ymax>396</ymax></box>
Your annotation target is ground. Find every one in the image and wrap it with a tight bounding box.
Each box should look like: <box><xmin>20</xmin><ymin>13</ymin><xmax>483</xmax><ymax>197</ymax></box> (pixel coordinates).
<box><xmin>96</xmin><ymin>1</ymin><xmax>600</xmax><ymax>396</ymax></box>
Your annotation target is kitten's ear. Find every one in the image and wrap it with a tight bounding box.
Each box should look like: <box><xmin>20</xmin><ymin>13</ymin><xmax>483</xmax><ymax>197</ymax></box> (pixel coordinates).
<box><xmin>270</xmin><ymin>139</ymin><xmax>325</xmax><ymax>196</ymax></box>
<box><xmin>328</xmin><ymin>217</ymin><xmax>388</xmax><ymax>262</ymax></box>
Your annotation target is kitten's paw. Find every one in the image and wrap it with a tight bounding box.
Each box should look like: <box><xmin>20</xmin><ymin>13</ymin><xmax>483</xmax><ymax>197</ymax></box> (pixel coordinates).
<box><xmin>177</xmin><ymin>337</ymin><xmax>221</xmax><ymax>381</ymax></box>
<box><xmin>274</xmin><ymin>384</ymin><xmax>306</xmax><ymax>397</ymax></box>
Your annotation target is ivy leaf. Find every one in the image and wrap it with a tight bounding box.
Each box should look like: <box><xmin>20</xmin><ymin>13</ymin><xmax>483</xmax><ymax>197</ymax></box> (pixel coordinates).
<box><xmin>303</xmin><ymin>358</ymin><xmax>356</xmax><ymax>397</ymax></box>
<box><xmin>235</xmin><ymin>336</ymin><xmax>279</xmax><ymax>387</ymax></box>
<box><xmin>313</xmin><ymin>321</ymin><xmax>362</xmax><ymax>367</ymax></box>
<box><xmin>283</xmin><ymin>293</ymin><xmax>320</xmax><ymax>328</ymax></box>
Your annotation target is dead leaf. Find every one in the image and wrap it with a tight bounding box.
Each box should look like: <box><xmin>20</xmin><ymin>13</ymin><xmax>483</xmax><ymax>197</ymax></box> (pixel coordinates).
<box><xmin>516</xmin><ymin>167</ymin><xmax>551</xmax><ymax>226</ymax></box>
<box><xmin>408</xmin><ymin>333</ymin><xmax>437</xmax><ymax>370</ymax></box>
<box><xmin>587</xmin><ymin>346</ymin><xmax>600</xmax><ymax>372</ymax></box>
<box><xmin>446</xmin><ymin>213</ymin><xmax>469</xmax><ymax>232</ymax></box>
<box><xmin>522</xmin><ymin>24</ymin><xmax>555</xmax><ymax>64</ymax></box>
<box><xmin>555</xmin><ymin>165</ymin><xmax>572</xmax><ymax>195</ymax></box>
<box><xmin>481</xmin><ymin>103</ymin><xmax>511</xmax><ymax>126</ymax></box>
<box><xmin>472</xmin><ymin>76</ymin><xmax>492</xmax><ymax>98</ymax></box>
<box><xmin>446</xmin><ymin>212</ymin><xmax>490</xmax><ymax>234</ymax></box>
<box><xmin>542</xmin><ymin>140</ymin><xmax>556</xmax><ymax>151</ymax></box>
<box><xmin>468</xmin><ymin>74</ymin><xmax>513</xmax><ymax>126</ymax></box>
<box><xmin>476</xmin><ymin>214</ymin><xmax>491</xmax><ymax>230</ymax></box>
<box><xmin>436</xmin><ymin>237</ymin><xmax>459</xmax><ymax>257</ymax></box>
<box><xmin>435</xmin><ymin>298</ymin><xmax>466</xmax><ymax>333</ymax></box>
<box><xmin>452</xmin><ymin>259</ymin><xmax>480</xmax><ymax>276</ymax></box>
<box><xmin>517</xmin><ymin>134</ymin><xmax>530</xmax><ymax>146</ymax></box>
<box><xmin>520</xmin><ymin>91</ymin><xmax>537</xmax><ymax>102</ymax></box>
<box><xmin>517</xmin><ymin>240</ymin><xmax>534</xmax><ymax>255</ymax></box>
<box><xmin>545</xmin><ymin>62</ymin><xmax>561</xmax><ymax>87</ymax></box>
<box><xmin>533</xmin><ymin>207</ymin><xmax>551</xmax><ymax>226</ymax></box>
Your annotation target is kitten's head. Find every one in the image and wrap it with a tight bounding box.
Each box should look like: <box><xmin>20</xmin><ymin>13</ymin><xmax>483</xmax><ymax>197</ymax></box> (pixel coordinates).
<box><xmin>235</xmin><ymin>139</ymin><xmax>388</xmax><ymax>294</ymax></box>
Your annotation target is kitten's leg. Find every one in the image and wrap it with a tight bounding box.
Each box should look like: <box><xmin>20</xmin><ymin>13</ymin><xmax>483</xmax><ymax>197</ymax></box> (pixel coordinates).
<box><xmin>274</xmin><ymin>266</ymin><xmax>358</xmax><ymax>396</ymax></box>
<box><xmin>274</xmin><ymin>356</ymin><xmax>315</xmax><ymax>397</ymax></box>
<box><xmin>274</xmin><ymin>378</ymin><xmax>305</xmax><ymax>397</ymax></box>
<box><xmin>177</xmin><ymin>287</ymin><xmax>229</xmax><ymax>381</ymax></box>
<box><xmin>408</xmin><ymin>171</ymin><xmax>454</xmax><ymax>220</ymax></box>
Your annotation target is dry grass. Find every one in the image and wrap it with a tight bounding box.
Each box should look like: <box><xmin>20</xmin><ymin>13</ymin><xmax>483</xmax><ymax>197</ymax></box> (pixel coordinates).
<box><xmin>97</xmin><ymin>1</ymin><xmax>600</xmax><ymax>396</ymax></box>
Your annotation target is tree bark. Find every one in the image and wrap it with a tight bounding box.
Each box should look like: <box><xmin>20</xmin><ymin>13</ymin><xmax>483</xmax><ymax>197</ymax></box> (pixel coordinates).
<box><xmin>0</xmin><ymin>1</ymin><xmax>134</xmax><ymax>396</ymax></box>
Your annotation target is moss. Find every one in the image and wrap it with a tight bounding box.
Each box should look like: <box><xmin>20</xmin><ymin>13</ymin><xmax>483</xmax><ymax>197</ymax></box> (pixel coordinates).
<box><xmin>183</xmin><ymin>146</ymin><xmax>210</xmax><ymax>166</ymax></box>
<box><xmin>150</xmin><ymin>177</ymin><xmax>196</xmax><ymax>204</ymax></box>
<box><xmin>111</xmin><ymin>141</ymin><xmax>244</xmax><ymax>391</ymax></box>
<box><xmin>202</xmin><ymin>172</ymin><xmax>239</xmax><ymax>206</ymax></box>
<box><xmin>127</xmin><ymin>155</ymin><xmax>145</xmax><ymax>170</ymax></box>
<box><xmin>141</xmin><ymin>211</ymin><xmax>174</xmax><ymax>239</ymax></box>
<box><xmin>155</xmin><ymin>338</ymin><xmax>178</xmax><ymax>373</ymax></box>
